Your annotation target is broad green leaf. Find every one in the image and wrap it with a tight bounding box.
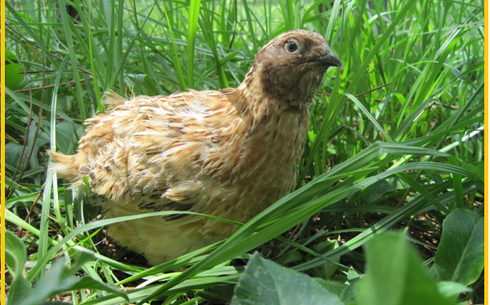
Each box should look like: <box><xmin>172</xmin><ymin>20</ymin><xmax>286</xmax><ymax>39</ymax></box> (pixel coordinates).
<box><xmin>4</xmin><ymin>231</ymin><xmax>27</xmax><ymax>277</ymax></box>
<box><xmin>4</xmin><ymin>232</ymin><xmax>32</xmax><ymax>305</ymax></box>
<box><xmin>356</xmin><ymin>232</ymin><xmax>454</xmax><ymax>305</ymax></box>
<box><xmin>5</xmin><ymin>143</ymin><xmax>29</xmax><ymax>171</ymax></box>
<box><xmin>436</xmin><ymin>281</ymin><xmax>472</xmax><ymax>302</ymax></box>
<box><xmin>434</xmin><ymin>209</ymin><xmax>484</xmax><ymax>285</ymax></box>
<box><xmin>231</xmin><ymin>252</ymin><xmax>343</xmax><ymax>305</ymax></box>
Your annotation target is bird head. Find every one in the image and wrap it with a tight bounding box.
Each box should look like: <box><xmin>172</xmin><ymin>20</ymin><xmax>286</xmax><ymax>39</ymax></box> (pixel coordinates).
<box><xmin>240</xmin><ymin>30</ymin><xmax>342</xmax><ymax>108</ymax></box>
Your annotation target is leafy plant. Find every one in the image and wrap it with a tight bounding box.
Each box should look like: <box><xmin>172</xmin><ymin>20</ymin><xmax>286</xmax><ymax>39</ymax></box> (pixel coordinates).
<box><xmin>434</xmin><ymin>209</ymin><xmax>484</xmax><ymax>286</ymax></box>
<box><xmin>3</xmin><ymin>231</ymin><xmax>128</xmax><ymax>305</ymax></box>
<box><xmin>232</xmin><ymin>252</ymin><xmax>345</xmax><ymax>305</ymax></box>
<box><xmin>233</xmin><ymin>213</ymin><xmax>482</xmax><ymax>305</ymax></box>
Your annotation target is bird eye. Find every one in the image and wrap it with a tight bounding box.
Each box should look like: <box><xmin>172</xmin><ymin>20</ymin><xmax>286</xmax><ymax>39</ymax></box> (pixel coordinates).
<box><xmin>285</xmin><ymin>40</ymin><xmax>299</xmax><ymax>53</ymax></box>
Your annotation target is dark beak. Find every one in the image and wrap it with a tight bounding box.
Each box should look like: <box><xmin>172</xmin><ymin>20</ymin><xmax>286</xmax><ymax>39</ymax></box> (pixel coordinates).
<box><xmin>314</xmin><ymin>52</ymin><xmax>343</xmax><ymax>68</ymax></box>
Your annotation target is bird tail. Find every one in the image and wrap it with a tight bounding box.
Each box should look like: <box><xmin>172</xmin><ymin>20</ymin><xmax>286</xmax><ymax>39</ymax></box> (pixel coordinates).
<box><xmin>48</xmin><ymin>150</ymin><xmax>86</xmax><ymax>183</ymax></box>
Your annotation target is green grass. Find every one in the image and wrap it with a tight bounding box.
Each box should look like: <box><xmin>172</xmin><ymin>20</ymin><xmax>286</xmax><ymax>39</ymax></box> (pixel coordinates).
<box><xmin>4</xmin><ymin>0</ymin><xmax>484</xmax><ymax>304</ymax></box>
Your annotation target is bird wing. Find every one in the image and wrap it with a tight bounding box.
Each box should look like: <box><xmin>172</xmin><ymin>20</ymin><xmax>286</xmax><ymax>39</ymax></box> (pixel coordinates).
<box><xmin>53</xmin><ymin>90</ymin><xmax>239</xmax><ymax>217</ymax></box>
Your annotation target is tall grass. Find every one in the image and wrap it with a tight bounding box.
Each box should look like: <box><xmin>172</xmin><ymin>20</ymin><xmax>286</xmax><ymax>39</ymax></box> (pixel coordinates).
<box><xmin>4</xmin><ymin>0</ymin><xmax>484</xmax><ymax>304</ymax></box>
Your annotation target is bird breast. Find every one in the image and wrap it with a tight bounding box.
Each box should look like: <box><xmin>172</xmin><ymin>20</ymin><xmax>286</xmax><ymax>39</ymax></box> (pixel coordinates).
<box><xmin>199</xmin><ymin>93</ymin><xmax>310</xmax><ymax>225</ymax></box>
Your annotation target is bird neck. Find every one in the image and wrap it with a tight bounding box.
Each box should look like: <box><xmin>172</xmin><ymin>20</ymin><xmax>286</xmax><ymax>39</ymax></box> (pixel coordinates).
<box><xmin>235</xmin><ymin>67</ymin><xmax>310</xmax><ymax>127</ymax></box>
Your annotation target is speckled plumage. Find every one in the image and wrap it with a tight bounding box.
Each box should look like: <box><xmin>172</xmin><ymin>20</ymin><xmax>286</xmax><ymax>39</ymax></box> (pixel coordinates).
<box><xmin>50</xmin><ymin>30</ymin><xmax>341</xmax><ymax>265</ymax></box>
